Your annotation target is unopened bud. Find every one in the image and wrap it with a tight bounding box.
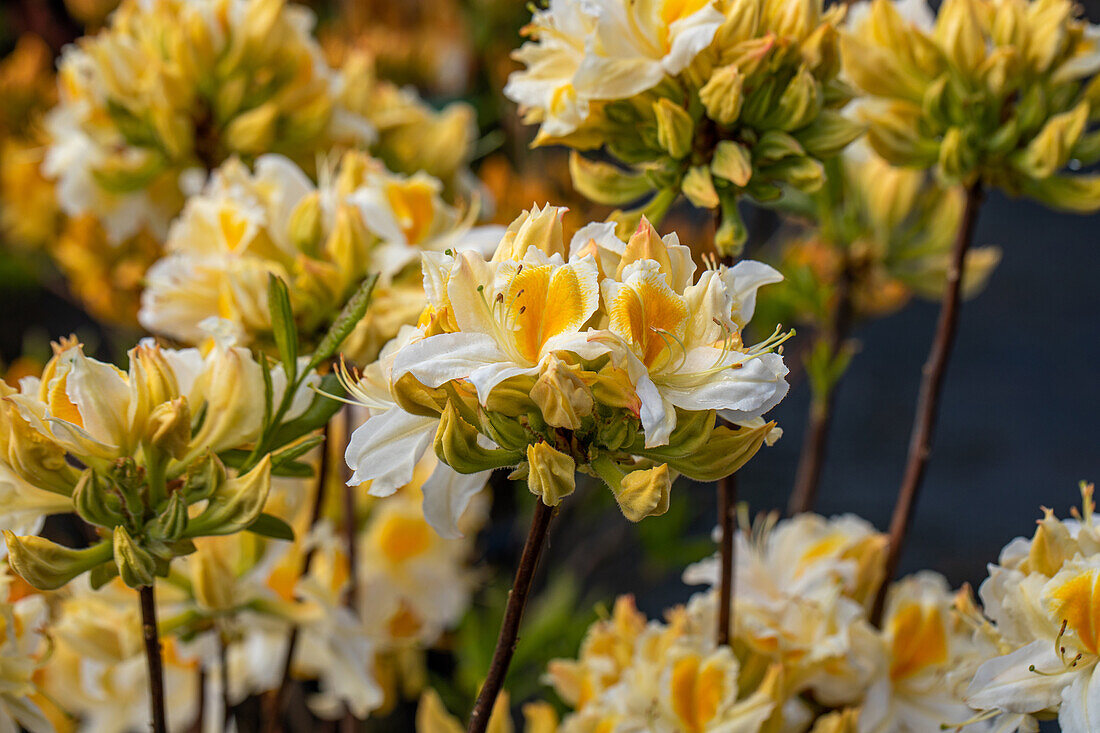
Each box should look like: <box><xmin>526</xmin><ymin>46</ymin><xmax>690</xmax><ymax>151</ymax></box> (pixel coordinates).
<box><xmin>4</xmin><ymin>531</ymin><xmax>113</xmax><ymax>590</ymax></box>
<box><xmin>531</xmin><ymin>356</ymin><xmax>593</xmax><ymax>430</ymax></box>
<box><xmin>700</xmin><ymin>65</ymin><xmax>744</xmax><ymax>126</ymax></box>
<box><xmin>653</xmin><ymin>98</ymin><xmax>695</xmax><ymax>160</ymax></box>
<box><xmin>525</xmin><ymin>442</ymin><xmax>575</xmax><ymax>507</ymax></box>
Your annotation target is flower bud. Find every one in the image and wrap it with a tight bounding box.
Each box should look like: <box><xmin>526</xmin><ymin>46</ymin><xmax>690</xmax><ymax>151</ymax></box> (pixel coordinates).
<box><xmin>700</xmin><ymin>65</ymin><xmax>744</xmax><ymax>126</ymax></box>
<box><xmin>4</xmin><ymin>531</ymin><xmax>113</xmax><ymax>590</ymax></box>
<box><xmin>182</xmin><ymin>453</ymin><xmax>227</xmax><ymax>503</ymax></box>
<box><xmin>936</xmin><ymin>0</ymin><xmax>986</xmax><ymax>74</ymax></box>
<box><xmin>129</xmin><ymin>343</ymin><xmax>181</xmax><ymax>431</ymax></box>
<box><xmin>483</xmin><ymin>374</ymin><xmax>538</xmax><ymax>417</ymax></box>
<box><xmin>289</xmin><ymin>191</ymin><xmax>324</xmax><ymax>256</ymax></box>
<box><xmin>531</xmin><ymin>356</ymin><xmax>593</xmax><ymax>430</ymax></box>
<box><xmin>614</xmin><ymin>464</ymin><xmax>671</xmax><ymax>522</ymax></box>
<box><xmin>654</xmin><ymin>420</ymin><xmax>775</xmax><ymax>481</ymax></box>
<box><xmin>682</xmin><ymin>166</ymin><xmax>720</xmax><ymax>209</ymax></box>
<box><xmin>152</xmin><ymin>491</ymin><xmax>189</xmax><ymax>543</ymax></box>
<box><xmin>325</xmin><ymin>204</ymin><xmax>372</xmax><ymax>280</ymax></box>
<box><xmin>147</xmin><ymin>397</ymin><xmax>191</xmax><ymax>460</ymax></box>
<box><xmin>225</xmin><ymin>102</ymin><xmax>279</xmax><ymax>155</ymax></box>
<box><xmin>72</xmin><ymin>469</ymin><xmax>124</xmax><ymax>529</ymax></box>
<box><xmin>1015</xmin><ymin>101</ymin><xmax>1088</xmax><ymax>179</ymax></box>
<box><xmin>185</xmin><ymin>456</ymin><xmax>272</xmax><ymax>538</ymax></box>
<box><xmin>1</xmin><ymin>408</ymin><xmax>80</xmax><ymax>494</ymax></box>
<box><xmin>392</xmin><ymin>373</ymin><xmax>448</xmax><ymax>418</ymax></box>
<box><xmin>434</xmin><ymin>402</ymin><xmax>523</xmax><ymax>474</ymax></box>
<box><xmin>525</xmin><ymin>442</ymin><xmax>575</xmax><ymax>507</ymax></box>
<box><xmin>590</xmin><ymin>363</ymin><xmax>641</xmax><ymax>414</ymax></box>
<box><xmin>711</xmin><ymin>140</ymin><xmax>753</xmax><ymax>187</ymax></box>
<box><xmin>113</xmin><ymin>525</ymin><xmax>157</xmax><ymax>588</ymax></box>
<box><xmin>653</xmin><ymin>98</ymin><xmax>695</xmax><ymax>160</ymax></box>
<box><xmin>492</xmin><ymin>204</ymin><xmax>567</xmax><ymax>262</ymax></box>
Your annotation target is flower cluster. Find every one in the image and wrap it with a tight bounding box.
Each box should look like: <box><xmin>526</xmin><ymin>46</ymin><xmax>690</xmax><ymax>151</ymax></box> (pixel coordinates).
<box><xmin>344</xmin><ymin>204</ymin><xmax>789</xmax><ymax>536</ymax></box>
<box><xmin>844</xmin><ymin>0</ymin><xmax>1100</xmax><ymax>206</ymax></box>
<box><xmin>506</xmin><ymin>0</ymin><xmax>863</xmax><ymax>254</ymax></box>
<box><xmin>538</xmin><ymin>512</ymin><xmax>996</xmax><ymax>732</ymax></box>
<box><xmin>964</xmin><ymin>483</ymin><xmax>1100</xmax><ymax>730</ymax></box>
<box><xmin>764</xmin><ymin>144</ymin><xmax>1001</xmax><ymax>328</ymax></box>
<box><xmin>0</xmin><ymin>570</ymin><xmax>51</xmax><ymax>733</ymax></box>
<box><xmin>43</xmin><ymin>0</ymin><xmax>375</xmax><ymax>245</ymax></box>
<box><xmin>0</xmin><ymin>328</ymin><xmax>320</xmax><ymax>592</ymax></box>
<box><xmin>138</xmin><ymin>150</ymin><xmax>496</xmax><ymax>357</ymax></box>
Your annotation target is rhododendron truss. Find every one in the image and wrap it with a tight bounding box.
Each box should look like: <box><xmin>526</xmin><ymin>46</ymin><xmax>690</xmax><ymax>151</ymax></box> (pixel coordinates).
<box><xmin>343</xmin><ymin>204</ymin><xmax>789</xmax><ymax>534</ymax></box>
<box><xmin>0</xmin><ymin>322</ymin><xmax>330</xmax><ymax>592</ymax></box>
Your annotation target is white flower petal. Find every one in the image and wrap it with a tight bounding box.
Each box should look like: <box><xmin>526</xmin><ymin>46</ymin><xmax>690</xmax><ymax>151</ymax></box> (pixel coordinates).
<box><xmin>345</xmin><ymin>409</ymin><xmax>438</xmax><ymax>497</ymax></box>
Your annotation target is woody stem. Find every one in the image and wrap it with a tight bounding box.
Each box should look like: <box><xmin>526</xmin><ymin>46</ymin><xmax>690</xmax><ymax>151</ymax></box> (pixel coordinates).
<box><xmin>873</xmin><ymin>180</ymin><xmax>983</xmax><ymax>624</ymax></box>
<box><xmin>140</xmin><ymin>584</ymin><xmax>168</xmax><ymax>733</ymax></box>
<box><xmin>467</xmin><ymin>500</ymin><xmax>554</xmax><ymax>733</ymax></box>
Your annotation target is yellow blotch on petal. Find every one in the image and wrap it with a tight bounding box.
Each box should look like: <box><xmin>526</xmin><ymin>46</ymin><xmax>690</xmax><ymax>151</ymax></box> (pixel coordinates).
<box><xmin>1048</xmin><ymin>569</ymin><xmax>1100</xmax><ymax>655</ymax></box>
<box><xmin>888</xmin><ymin>601</ymin><xmax>949</xmax><ymax>680</ymax></box>
<box><xmin>608</xmin><ymin>268</ymin><xmax>689</xmax><ymax>369</ymax></box>
<box><xmin>377</xmin><ymin>514</ymin><xmax>435</xmax><ymax>564</ymax></box>
<box><xmin>385</xmin><ymin>180</ymin><xmax>435</xmax><ymax>244</ymax></box>
<box><xmin>670</xmin><ymin>653</ymin><xmax>726</xmax><ymax>732</ymax></box>
<box><xmin>504</xmin><ymin>263</ymin><xmax>595</xmax><ymax>363</ymax></box>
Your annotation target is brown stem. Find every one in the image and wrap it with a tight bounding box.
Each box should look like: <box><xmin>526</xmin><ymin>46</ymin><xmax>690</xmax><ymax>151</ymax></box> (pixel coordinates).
<box><xmin>140</xmin><ymin>585</ymin><xmax>168</xmax><ymax>733</ymax></box>
<box><xmin>265</xmin><ymin>421</ymin><xmax>333</xmax><ymax>732</ymax></box>
<box><xmin>716</xmin><ymin>473</ymin><xmax>737</xmax><ymax>647</ymax></box>
<box><xmin>872</xmin><ymin>181</ymin><xmax>984</xmax><ymax>623</ymax></box>
<box><xmin>467</xmin><ymin>501</ymin><xmax>555</xmax><ymax>733</ymax></box>
<box><xmin>339</xmin><ymin>409</ymin><xmax>360</xmax><ymax>733</ymax></box>
<box><xmin>788</xmin><ymin>264</ymin><xmax>854</xmax><ymax>516</ymax></box>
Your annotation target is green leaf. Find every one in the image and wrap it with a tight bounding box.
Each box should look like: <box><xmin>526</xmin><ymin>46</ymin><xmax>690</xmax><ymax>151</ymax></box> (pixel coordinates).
<box><xmin>268</xmin><ymin>372</ymin><xmax>345</xmax><ymax>449</ymax></box>
<box><xmin>246</xmin><ymin>513</ymin><xmax>295</xmax><ymax>542</ymax></box>
<box><xmin>307</xmin><ymin>274</ymin><xmax>379</xmax><ymax>373</ymax></box>
<box><xmin>270</xmin><ymin>435</ymin><xmax>324</xmax><ymax>471</ymax></box>
<box><xmin>267</xmin><ymin>274</ymin><xmax>298</xmax><ymax>383</ymax></box>
<box><xmin>259</xmin><ymin>352</ymin><xmax>274</xmax><ymax>431</ymax></box>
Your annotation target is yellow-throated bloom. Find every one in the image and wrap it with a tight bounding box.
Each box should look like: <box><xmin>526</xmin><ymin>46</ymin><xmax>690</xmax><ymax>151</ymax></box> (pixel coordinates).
<box><xmin>138</xmin><ymin>151</ymin><xmax>496</xmax><ymax>353</ymax></box>
<box><xmin>965</xmin><ymin>485</ymin><xmax>1100</xmax><ymax>731</ymax></box>
<box><xmin>546</xmin><ymin>594</ymin><xmax>779</xmax><ymax>732</ymax></box>
<box><xmin>571</xmin><ymin>217</ymin><xmax>790</xmax><ymax>446</ymax></box>
<box><xmin>506</xmin><ymin>0</ymin><xmax>725</xmax><ymax>139</ymax></box>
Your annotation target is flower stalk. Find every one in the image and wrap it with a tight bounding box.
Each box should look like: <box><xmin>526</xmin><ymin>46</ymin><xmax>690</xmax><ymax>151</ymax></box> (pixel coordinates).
<box><xmin>139</xmin><ymin>584</ymin><xmax>168</xmax><ymax>733</ymax></box>
<box><xmin>874</xmin><ymin>181</ymin><xmax>984</xmax><ymax>623</ymax></box>
<box><xmin>467</xmin><ymin>500</ymin><xmax>555</xmax><ymax>733</ymax></box>
<box><xmin>788</xmin><ymin>264</ymin><xmax>854</xmax><ymax>516</ymax></box>
<box><xmin>716</xmin><ymin>473</ymin><xmax>736</xmax><ymax>647</ymax></box>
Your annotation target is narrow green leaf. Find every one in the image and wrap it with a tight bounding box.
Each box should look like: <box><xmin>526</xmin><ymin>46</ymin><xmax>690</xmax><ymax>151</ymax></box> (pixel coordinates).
<box><xmin>271</xmin><ymin>435</ymin><xmax>324</xmax><ymax>471</ymax></box>
<box><xmin>268</xmin><ymin>373</ymin><xmax>346</xmax><ymax>449</ymax></box>
<box><xmin>306</xmin><ymin>274</ymin><xmax>378</xmax><ymax>373</ymax></box>
<box><xmin>246</xmin><ymin>513</ymin><xmax>295</xmax><ymax>542</ymax></box>
<box><xmin>267</xmin><ymin>274</ymin><xmax>298</xmax><ymax>382</ymax></box>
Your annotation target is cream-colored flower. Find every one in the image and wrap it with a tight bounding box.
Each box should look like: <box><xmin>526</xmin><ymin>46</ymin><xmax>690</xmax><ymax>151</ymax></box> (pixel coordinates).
<box><xmin>43</xmin><ymin>0</ymin><xmax>374</xmax><ymax>244</ymax></box>
<box><xmin>138</xmin><ymin>151</ymin><xmax>497</xmax><ymax>352</ymax></box>
<box><xmin>0</xmin><ymin>572</ymin><xmax>51</xmax><ymax>733</ymax></box>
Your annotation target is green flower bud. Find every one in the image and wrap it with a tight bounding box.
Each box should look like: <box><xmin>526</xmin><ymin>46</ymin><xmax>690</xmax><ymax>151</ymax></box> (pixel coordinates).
<box><xmin>182</xmin><ymin>453</ymin><xmax>227</xmax><ymax>504</ymax></box>
<box><xmin>682</xmin><ymin>166</ymin><xmax>720</xmax><ymax>209</ymax></box>
<box><xmin>699</xmin><ymin>65</ymin><xmax>744</xmax><ymax>126</ymax></box>
<box><xmin>72</xmin><ymin>469</ymin><xmax>125</xmax><ymax>529</ymax></box>
<box><xmin>711</xmin><ymin>140</ymin><xmax>753</xmax><ymax>187</ymax></box>
<box><xmin>793</xmin><ymin>111</ymin><xmax>865</xmax><ymax>159</ymax></box>
<box><xmin>185</xmin><ymin>456</ymin><xmax>271</xmax><ymax>537</ymax></box>
<box><xmin>289</xmin><ymin>191</ymin><xmax>325</xmax><ymax>256</ymax></box>
<box><xmin>525</xmin><ymin>442</ymin><xmax>576</xmax><ymax>507</ymax></box>
<box><xmin>1014</xmin><ymin>102</ymin><xmax>1089</xmax><ymax>179</ymax></box>
<box><xmin>653</xmin><ymin>98</ymin><xmax>695</xmax><ymax>160</ymax></box>
<box><xmin>434</xmin><ymin>402</ymin><xmax>523</xmax><ymax>474</ymax></box>
<box><xmin>715</xmin><ymin>192</ymin><xmax>747</xmax><ymax>258</ymax></box>
<box><xmin>772</xmin><ymin>66</ymin><xmax>822</xmax><ymax>131</ymax></box>
<box><xmin>113</xmin><ymin>526</ymin><xmax>157</xmax><ymax>588</ymax></box>
<box><xmin>225</xmin><ymin>102</ymin><xmax>279</xmax><ymax>155</ymax></box>
<box><xmin>152</xmin><ymin>491</ymin><xmax>188</xmax><ymax>543</ymax></box>
<box><xmin>481</xmin><ymin>410</ymin><xmax>531</xmax><ymax>453</ymax></box>
<box><xmin>4</xmin><ymin>531</ymin><xmax>113</xmax><ymax>590</ymax></box>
